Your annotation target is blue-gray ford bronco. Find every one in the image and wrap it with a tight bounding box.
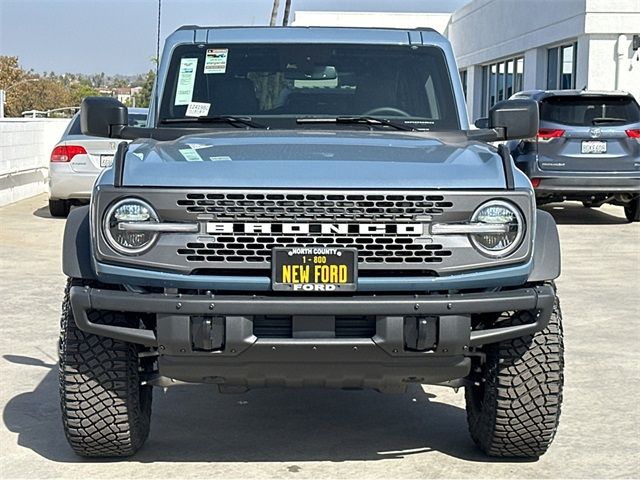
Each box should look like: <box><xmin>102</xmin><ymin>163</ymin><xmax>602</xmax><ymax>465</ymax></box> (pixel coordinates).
<box><xmin>59</xmin><ymin>26</ymin><xmax>564</xmax><ymax>458</ymax></box>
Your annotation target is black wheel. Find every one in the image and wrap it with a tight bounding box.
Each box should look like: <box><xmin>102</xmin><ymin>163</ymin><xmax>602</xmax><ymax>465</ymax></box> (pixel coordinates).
<box><xmin>624</xmin><ymin>197</ymin><xmax>640</xmax><ymax>222</ymax></box>
<box><xmin>49</xmin><ymin>199</ymin><xmax>71</xmax><ymax>217</ymax></box>
<box><xmin>59</xmin><ymin>279</ymin><xmax>152</xmax><ymax>457</ymax></box>
<box><xmin>581</xmin><ymin>201</ymin><xmax>595</xmax><ymax>208</ymax></box>
<box><xmin>465</xmin><ymin>287</ymin><xmax>564</xmax><ymax>458</ymax></box>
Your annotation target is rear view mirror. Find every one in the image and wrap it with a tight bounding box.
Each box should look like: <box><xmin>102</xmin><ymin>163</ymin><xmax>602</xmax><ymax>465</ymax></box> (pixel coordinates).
<box><xmin>284</xmin><ymin>65</ymin><xmax>337</xmax><ymax>81</ymax></box>
<box><xmin>489</xmin><ymin>99</ymin><xmax>539</xmax><ymax>140</ymax></box>
<box><xmin>81</xmin><ymin>97</ymin><xmax>128</xmax><ymax>138</ymax></box>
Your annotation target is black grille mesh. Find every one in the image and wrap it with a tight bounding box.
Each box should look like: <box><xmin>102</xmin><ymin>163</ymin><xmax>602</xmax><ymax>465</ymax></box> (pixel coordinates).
<box><xmin>177</xmin><ymin>192</ymin><xmax>453</xmax><ymax>221</ymax></box>
<box><xmin>176</xmin><ymin>192</ymin><xmax>453</xmax><ymax>267</ymax></box>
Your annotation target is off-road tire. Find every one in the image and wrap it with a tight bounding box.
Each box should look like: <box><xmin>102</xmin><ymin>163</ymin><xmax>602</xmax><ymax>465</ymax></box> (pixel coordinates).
<box><xmin>59</xmin><ymin>279</ymin><xmax>152</xmax><ymax>457</ymax></box>
<box><xmin>49</xmin><ymin>199</ymin><xmax>71</xmax><ymax>217</ymax></box>
<box><xmin>624</xmin><ymin>197</ymin><xmax>640</xmax><ymax>222</ymax></box>
<box><xmin>465</xmin><ymin>287</ymin><xmax>564</xmax><ymax>458</ymax></box>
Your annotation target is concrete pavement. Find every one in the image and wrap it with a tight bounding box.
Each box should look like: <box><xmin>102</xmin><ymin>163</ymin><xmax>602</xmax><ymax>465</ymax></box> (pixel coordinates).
<box><xmin>1</xmin><ymin>194</ymin><xmax>639</xmax><ymax>479</ymax></box>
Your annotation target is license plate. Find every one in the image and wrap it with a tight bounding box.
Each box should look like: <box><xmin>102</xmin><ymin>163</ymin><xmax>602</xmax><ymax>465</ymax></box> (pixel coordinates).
<box><xmin>581</xmin><ymin>140</ymin><xmax>607</xmax><ymax>154</ymax></box>
<box><xmin>272</xmin><ymin>247</ymin><xmax>357</xmax><ymax>292</ymax></box>
<box><xmin>100</xmin><ymin>155</ymin><xmax>114</xmax><ymax>167</ymax></box>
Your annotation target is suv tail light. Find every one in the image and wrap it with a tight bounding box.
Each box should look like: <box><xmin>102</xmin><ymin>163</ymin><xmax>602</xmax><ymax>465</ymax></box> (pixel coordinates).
<box><xmin>626</xmin><ymin>129</ymin><xmax>640</xmax><ymax>142</ymax></box>
<box><xmin>51</xmin><ymin>145</ymin><xmax>87</xmax><ymax>162</ymax></box>
<box><xmin>537</xmin><ymin>129</ymin><xmax>565</xmax><ymax>143</ymax></box>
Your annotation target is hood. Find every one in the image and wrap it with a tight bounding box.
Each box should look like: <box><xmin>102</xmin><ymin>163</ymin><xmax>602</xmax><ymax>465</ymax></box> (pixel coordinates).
<box><xmin>104</xmin><ymin>130</ymin><xmax>507</xmax><ymax>189</ymax></box>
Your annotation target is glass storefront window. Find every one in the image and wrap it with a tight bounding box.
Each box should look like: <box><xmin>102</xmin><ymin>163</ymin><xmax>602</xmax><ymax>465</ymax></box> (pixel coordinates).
<box><xmin>547</xmin><ymin>42</ymin><xmax>577</xmax><ymax>90</ymax></box>
<box><xmin>481</xmin><ymin>56</ymin><xmax>525</xmax><ymax>116</ymax></box>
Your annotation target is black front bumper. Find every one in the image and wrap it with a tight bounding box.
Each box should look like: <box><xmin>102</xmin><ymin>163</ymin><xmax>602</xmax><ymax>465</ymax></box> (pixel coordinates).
<box><xmin>69</xmin><ymin>285</ymin><xmax>555</xmax><ymax>390</ymax></box>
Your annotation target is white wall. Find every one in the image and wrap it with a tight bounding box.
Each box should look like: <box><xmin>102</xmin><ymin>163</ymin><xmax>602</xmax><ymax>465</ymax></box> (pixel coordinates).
<box><xmin>448</xmin><ymin>0</ymin><xmax>640</xmax><ymax>119</ymax></box>
<box><xmin>0</xmin><ymin>118</ymin><xmax>70</xmax><ymax>207</ymax></box>
<box><xmin>447</xmin><ymin>0</ymin><xmax>587</xmax><ymax>69</ymax></box>
<box><xmin>292</xmin><ymin>11</ymin><xmax>452</xmax><ymax>34</ymax></box>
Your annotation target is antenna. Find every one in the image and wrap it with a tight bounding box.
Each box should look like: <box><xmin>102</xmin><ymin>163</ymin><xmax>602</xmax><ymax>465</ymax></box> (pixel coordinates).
<box><xmin>156</xmin><ymin>0</ymin><xmax>162</xmax><ymax>74</ymax></box>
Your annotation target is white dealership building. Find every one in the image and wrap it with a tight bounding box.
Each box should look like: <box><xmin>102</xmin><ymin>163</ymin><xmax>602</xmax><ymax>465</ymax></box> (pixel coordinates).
<box><xmin>293</xmin><ymin>0</ymin><xmax>640</xmax><ymax>121</ymax></box>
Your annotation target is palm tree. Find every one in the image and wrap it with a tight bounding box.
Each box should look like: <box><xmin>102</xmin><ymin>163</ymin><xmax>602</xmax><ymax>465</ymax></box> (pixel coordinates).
<box><xmin>283</xmin><ymin>0</ymin><xmax>292</xmax><ymax>26</ymax></box>
<box><xmin>270</xmin><ymin>0</ymin><xmax>280</xmax><ymax>26</ymax></box>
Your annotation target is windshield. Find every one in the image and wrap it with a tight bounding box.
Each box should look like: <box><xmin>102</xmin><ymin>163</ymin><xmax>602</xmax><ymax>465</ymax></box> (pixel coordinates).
<box><xmin>158</xmin><ymin>43</ymin><xmax>459</xmax><ymax>130</ymax></box>
<box><xmin>540</xmin><ymin>96</ymin><xmax>640</xmax><ymax>126</ymax></box>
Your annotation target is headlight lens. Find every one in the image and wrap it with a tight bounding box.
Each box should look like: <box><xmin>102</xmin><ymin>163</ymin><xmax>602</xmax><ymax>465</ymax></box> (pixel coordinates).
<box><xmin>104</xmin><ymin>198</ymin><xmax>159</xmax><ymax>254</ymax></box>
<box><xmin>470</xmin><ymin>200</ymin><xmax>524</xmax><ymax>257</ymax></box>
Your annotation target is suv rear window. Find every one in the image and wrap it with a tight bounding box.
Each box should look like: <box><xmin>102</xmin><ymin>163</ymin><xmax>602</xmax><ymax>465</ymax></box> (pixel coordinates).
<box><xmin>540</xmin><ymin>95</ymin><xmax>640</xmax><ymax>126</ymax></box>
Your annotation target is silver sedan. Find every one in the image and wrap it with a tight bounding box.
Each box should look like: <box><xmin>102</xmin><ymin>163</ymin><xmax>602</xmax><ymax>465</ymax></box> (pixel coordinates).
<box><xmin>48</xmin><ymin>108</ymin><xmax>148</xmax><ymax>216</ymax></box>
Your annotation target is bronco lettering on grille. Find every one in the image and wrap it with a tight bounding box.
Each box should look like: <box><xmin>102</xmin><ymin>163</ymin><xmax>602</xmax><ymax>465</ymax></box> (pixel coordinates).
<box><xmin>205</xmin><ymin>222</ymin><xmax>424</xmax><ymax>235</ymax></box>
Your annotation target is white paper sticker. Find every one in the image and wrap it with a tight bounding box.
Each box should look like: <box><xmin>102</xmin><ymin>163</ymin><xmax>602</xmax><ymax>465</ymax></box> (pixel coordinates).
<box><xmin>175</xmin><ymin>58</ymin><xmax>198</xmax><ymax>105</ymax></box>
<box><xmin>186</xmin><ymin>143</ymin><xmax>212</xmax><ymax>150</ymax></box>
<box><xmin>204</xmin><ymin>49</ymin><xmax>228</xmax><ymax>74</ymax></box>
<box><xmin>210</xmin><ymin>156</ymin><xmax>232</xmax><ymax>162</ymax></box>
<box><xmin>179</xmin><ymin>148</ymin><xmax>203</xmax><ymax>162</ymax></box>
<box><xmin>185</xmin><ymin>102</ymin><xmax>210</xmax><ymax>117</ymax></box>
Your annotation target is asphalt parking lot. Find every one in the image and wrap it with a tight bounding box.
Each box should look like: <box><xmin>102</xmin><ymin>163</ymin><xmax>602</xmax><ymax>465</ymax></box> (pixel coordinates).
<box><xmin>1</xmin><ymin>194</ymin><xmax>638</xmax><ymax>479</ymax></box>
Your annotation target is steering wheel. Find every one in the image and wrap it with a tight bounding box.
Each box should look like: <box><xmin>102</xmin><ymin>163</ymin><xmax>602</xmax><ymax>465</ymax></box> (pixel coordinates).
<box><xmin>362</xmin><ymin>107</ymin><xmax>411</xmax><ymax>117</ymax></box>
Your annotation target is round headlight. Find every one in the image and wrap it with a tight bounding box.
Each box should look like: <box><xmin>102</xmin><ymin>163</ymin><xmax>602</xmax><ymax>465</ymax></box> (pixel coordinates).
<box><xmin>104</xmin><ymin>198</ymin><xmax>159</xmax><ymax>255</ymax></box>
<box><xmin>470</xmin><ymin>200</ymin><xmax>524</xmax><ymax>258</ymax></box>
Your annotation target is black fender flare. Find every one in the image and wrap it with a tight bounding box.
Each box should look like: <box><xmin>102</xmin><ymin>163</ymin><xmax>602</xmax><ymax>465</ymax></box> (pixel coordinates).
<box><xmin>528</xmin><ymin>209</ymin><xmax>561</xmax><ymax>282</ymax></box>
<box><xmin>62</xmin><ymin>206</ymin><xmax>96</xmax><ymax>280</ymax></box>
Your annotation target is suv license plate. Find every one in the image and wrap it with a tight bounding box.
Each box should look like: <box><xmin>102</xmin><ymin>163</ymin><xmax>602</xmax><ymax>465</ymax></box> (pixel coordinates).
<box><xmin>581</xmin><ymin>140</ymin><xmax>607</xmax><ymax>154</ymax></box>
<box><xmin>272</xmin><ymin>247</ymin><xmax>357</xmax><ymax>292</ymax></box>
<box><xmin>100</xmin><ymin>155</ymin><xmax>114</xmax><ymax>167</ymax></box>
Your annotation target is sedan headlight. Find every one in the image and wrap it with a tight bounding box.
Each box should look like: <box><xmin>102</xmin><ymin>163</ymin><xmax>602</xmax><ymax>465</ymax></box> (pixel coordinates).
<box><xmin>104</xmin><ymin>198</ymin><xmax>159</xmax><ymax>254</ymax></box>
<box><xmin>469</xmin><ymin>200</ymin><xmax>524</xmax><ymax>258</ymax></box>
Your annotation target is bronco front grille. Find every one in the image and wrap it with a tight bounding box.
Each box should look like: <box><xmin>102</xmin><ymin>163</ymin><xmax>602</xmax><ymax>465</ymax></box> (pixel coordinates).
<box><xmin>175</xmin><ymin>191</ymin><xmax>454</xmax><ymax>268</ymax></box>
<box><xmin>177</xmin><ymin>192</ymin><xmax>453</xmax><ymax>221</ymax></box>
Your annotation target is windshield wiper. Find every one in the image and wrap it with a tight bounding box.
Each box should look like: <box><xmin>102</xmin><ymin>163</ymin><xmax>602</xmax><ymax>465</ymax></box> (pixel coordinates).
<box><xmin>160</xmin><ymin>115</ymin><xmax>267</xmax><ymax>129</ymax></box>
<box><xmin>591</xmin><ymin>117</ymin><xmax>627</xmax><ymax>125</ymax></box>
<box><xmin>296</xmin><ymin>116</ymin><xmax>415</xmax><ymax>131</ymax></box>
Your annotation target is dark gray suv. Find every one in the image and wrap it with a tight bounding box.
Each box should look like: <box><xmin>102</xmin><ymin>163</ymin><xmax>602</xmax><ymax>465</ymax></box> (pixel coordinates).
<box><xmin>508</xmin><ymin>90</ymin><xmax>640</xmax><ymax>222</ymax></box>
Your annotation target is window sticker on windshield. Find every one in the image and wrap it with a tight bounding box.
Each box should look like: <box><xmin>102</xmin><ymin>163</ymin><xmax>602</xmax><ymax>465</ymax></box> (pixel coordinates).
<box><xmin>178</xmin><ymin>148</ymin><xmax>203</xmax><ymax>162</ymax></box>
<box><xmin>175</xmin><ymin>58</ymin><xmax>198</xmax><ymax>105</ymax></box>
<box><xmin>185</xmin><ymin>102</ymin><xmax>210</xmax><ymax>117</ymax></box>
<box><xmin>210</xmin><ymin>156</ymin><xmax>232</xmax><ymax>162</ymax></box>
<box><xmin>186</xmin><ymin>143</ymin><xmax>211</xmax><ymax>150</ymax></box>
<box><xmin>204</xmin><ymin>49</ymin><xmax>228</xmax><ymax>74</ymax></box>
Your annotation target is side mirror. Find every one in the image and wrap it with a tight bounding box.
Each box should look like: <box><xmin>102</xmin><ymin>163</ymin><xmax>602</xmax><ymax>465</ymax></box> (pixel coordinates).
<box><xmin>489</xmin><ymin>99</ymin><xmax>539</xmax><ymax>140</ymax></box>
<box><xmin>81</xmin><ymin>97</ymin><xmax>128</xmax><ymax>138</ymax></box>
<box><xmin>474</xmin><ymin>117</ymin><xmax>489</xmax><ymax>129</ymax></box>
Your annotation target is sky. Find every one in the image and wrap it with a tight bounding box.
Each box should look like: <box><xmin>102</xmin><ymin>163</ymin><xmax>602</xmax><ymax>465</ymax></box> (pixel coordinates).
<box><xmin>0</xmin><ymin>0</ymin><xmax>468</xmax><ymax>75</ymax></box>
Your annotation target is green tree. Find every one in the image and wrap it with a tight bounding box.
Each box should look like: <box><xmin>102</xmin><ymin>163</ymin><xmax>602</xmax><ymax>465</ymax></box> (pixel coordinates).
<box><xmin>69</xmin><ymin>82</ymin><xmax>98</xmax><ymax>106</ymax></box>
<box><xmin>133</xmin><ymin>69</ymin><xmax>156</xmax><ymax>108</ymax></box>
<box><xmin>1</xmin><ymin>56</ymin><xmax>74</xmax><ymax>116</ymax></box>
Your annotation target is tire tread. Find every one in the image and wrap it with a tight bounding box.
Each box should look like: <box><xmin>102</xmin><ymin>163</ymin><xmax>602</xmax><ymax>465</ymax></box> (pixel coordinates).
<box><xmin>59</xmin><ymin>279</ymin><xmax>151</xmax><ymax>457</ymax></box>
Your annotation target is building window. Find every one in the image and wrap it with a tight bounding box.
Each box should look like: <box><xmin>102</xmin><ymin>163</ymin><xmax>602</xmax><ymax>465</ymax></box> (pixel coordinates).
<box><xmin>460</xmin><ymin>70</ymin><xmax>468</xmax><ymax>99</ymax></box>
<box><xmin>547</xmin><ymin>42</ymin><xmax>577</xmax><ymax>90</ymax></box>
<box><xmin>480</xmin><ymin>55</ymin><xmax>525</xmax><ymax>116</ymax></box>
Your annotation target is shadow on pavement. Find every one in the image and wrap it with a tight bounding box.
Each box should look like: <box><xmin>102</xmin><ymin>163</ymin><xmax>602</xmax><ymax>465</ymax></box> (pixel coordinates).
<box><xmin>33</xmin><ymin>206</ymin><xmax>55</xmax><ymax>219</ymax></box>
<box><xmin>540</xmin><ymin>202</ymin><xmax>627</xmax><ymax>225</ymax></box>
<box><xmin>2</xmin><ymin>354</ymin><xmax>532</xmax><ymax>465</ymax></box>
<box><xmin>32</xmin><ymin>204</ymin><xmax>84</xmax><ymax>219</ymax></box>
